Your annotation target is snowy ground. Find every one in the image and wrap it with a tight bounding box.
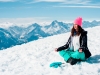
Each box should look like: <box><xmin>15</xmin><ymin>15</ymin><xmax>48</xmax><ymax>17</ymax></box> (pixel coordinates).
<box><xmin>0</xmin><ymin>26</ymin><xmax>100</xmax><ymax>75</ymax></box>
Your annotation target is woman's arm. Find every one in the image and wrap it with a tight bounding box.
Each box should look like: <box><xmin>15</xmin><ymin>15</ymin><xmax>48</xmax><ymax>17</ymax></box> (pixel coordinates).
<box><xmin>56</xmin><ymin>36</ymin><xmax>71</xmax><ymax>52</ymax></box>
<box><xmin>79</xmin><ymin>33</ymin><xmax>87</xmax><ymax>51</ymax></box>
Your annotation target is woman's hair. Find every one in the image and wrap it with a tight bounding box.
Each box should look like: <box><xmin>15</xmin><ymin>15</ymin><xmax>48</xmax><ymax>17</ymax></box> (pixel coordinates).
<box><xmin>71</xmin><ymin>25</ymin><xmax>84</xmax><ymax>36</ymax></box>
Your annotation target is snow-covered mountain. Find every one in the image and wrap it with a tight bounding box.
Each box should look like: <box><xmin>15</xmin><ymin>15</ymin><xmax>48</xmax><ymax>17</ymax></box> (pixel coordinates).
<box><xmin>8</xmin><ymin>26</ymin><xmax>24</xmax><ymax>39</ymax></box>
<box><xmin>41</xmin><ymin>20</ymin><xmax>70</xmax><ymax>35</ymax></box>
<box><xmin>0</xmin><ymin>20</ymin><xmax>71</xmax><ymax>50</ymax></box>
<box><xmin>0</xmin><ymin>20</ymin><xmax>100</xmax><ymax>50</ymax></box>
<box><xmin>0</xmin><ymin>26</ymin><xmax>100</xmax><ymax>75</ymax></box>
<box><xmin>0</xmin><ymin>28</ymin><xmax>17</xmax><ymax>50</ymax></box>
<box><xmin>23</xmin><ymin>23</ymin><xmax>49</xmax><ymax>42</ymax></box>
<box><xmin>83</xmin><ymin>20</ymin><xmax>100</xmax><ymax>28</ymax></box>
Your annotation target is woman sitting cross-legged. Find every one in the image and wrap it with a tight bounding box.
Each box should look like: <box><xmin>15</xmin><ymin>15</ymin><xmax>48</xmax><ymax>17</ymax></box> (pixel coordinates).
<box><xmin>55</xmin><ymin>17</ymin><xmax>91</xmax><ymax>65</ymax></box>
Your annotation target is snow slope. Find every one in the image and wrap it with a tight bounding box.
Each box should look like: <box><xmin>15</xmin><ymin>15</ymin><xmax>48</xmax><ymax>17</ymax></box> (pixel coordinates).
<box><xmin>0</xmin><ymin>26</ymin><xmax>100</xmax><ymax>75</ymax></box>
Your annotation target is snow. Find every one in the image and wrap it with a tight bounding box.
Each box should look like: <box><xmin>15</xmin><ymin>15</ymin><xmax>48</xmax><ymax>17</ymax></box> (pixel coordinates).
<box><xmin>0</xmin><ymin>26</ymin><xmax>100</xmax><ymax>75</ymax></box>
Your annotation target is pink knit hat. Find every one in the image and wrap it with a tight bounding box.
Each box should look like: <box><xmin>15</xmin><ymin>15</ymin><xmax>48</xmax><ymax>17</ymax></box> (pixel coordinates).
<box><xmin>74</xmin><ymin>17</ymin><xmax>82</xmax><ymax>27</ymax></box>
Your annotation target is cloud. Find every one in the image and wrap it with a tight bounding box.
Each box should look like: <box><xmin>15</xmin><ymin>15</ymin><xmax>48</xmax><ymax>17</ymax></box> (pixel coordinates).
<box><xmin>31</xmin><ymin>0</ymin><xmax>100</xmax><ymax>9</ymax></box>
<box><xmin>0</xmin><ymin>17</ymin><xmax>52</xmax><ymax>27</ymax></box>
<box><xmin>30</xmin><ymin>0</ymin><xmax>90</xmax><ymax>4</ymax></box>
<box><xmin>53</xmin><ymin>5</ymin><xmax>100</xmax><ymax>8</ymax></box>
<box><xmin>34</xmin><ymin>0</ymin><xmax>65</xmax><ymax>2</ymax></box>
<box><xmin>0</xmin><ymin>0</ymin><xmax>16</xmax><ymax>2</ymax></box>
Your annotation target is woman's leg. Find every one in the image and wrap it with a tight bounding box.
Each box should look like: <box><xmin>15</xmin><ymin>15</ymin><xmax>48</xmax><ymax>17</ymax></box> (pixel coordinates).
<box><xmin>71</xmin><ymin>50</ymin><xmax>85</xmax><ymax>60</ymax></box>
<box><xmin>59</xmin><ymin>50</ymin><xmax>74</xmax><ymax>61</ymax></box>
<box><xmin>59</xmin><ymin>50</ymin><xmax>66</xmax><ymax>57</ymax></box>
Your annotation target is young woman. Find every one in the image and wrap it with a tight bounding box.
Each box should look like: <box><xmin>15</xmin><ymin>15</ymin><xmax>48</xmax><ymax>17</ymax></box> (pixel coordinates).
<box><xmin>55</xmin><ymin>17</ymin><xmax>91</xmax><ymax>65</ymax></box>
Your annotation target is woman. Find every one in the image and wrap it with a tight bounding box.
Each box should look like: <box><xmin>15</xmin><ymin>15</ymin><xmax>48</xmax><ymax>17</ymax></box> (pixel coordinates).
<box><xmin>55</xmin><ymin>17</ymin><xmax>91</xmax><ymax>65</ymax></box>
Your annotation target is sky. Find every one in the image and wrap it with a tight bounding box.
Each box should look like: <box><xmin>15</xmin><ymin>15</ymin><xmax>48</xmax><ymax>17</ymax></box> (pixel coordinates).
<box><xmin>0</xmin><ymin>0</ymin><xmax>100</xmax><ymax>25</ymax></box>
<box><xmin>0</xmin><ymin>26</ymin><xmax>100</xmax><ymax>75</ymax></box>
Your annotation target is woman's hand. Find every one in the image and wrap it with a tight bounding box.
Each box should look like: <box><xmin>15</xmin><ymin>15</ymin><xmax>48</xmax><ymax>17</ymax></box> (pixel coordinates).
<box><xmin>55</xmin><ymin>48</ymin><xmax>58</xmax><ymax>52</ymax></box>
<box><xmin>78</xmin><ymin>49</ymin><xmax>83</xmax><ymax>52</ymax></box>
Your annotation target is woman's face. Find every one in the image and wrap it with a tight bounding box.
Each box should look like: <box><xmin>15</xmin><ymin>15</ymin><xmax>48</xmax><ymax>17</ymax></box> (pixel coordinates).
<box><xmin>73</xmin><ymin>24</ymin><xmax>78</xmax><ymax>31</ymax></box>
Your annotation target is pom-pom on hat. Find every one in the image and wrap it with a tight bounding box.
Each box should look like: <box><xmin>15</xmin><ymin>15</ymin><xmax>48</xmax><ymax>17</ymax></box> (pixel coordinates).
<box><xmin>74</xmin><ymin>17</ymin><xmax>82</xmax><ymax>27</ymax></box>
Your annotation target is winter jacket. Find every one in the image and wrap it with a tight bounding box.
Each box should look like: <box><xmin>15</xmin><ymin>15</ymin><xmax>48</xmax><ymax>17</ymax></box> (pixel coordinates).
<box><xmin>57</xmin><ymin>30</ymin><xmax>91</xmax><ymax>59</ymax></box>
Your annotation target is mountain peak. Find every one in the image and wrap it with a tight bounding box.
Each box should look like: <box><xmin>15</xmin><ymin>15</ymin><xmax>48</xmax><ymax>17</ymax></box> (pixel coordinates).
<box><xmin>29</xmin><ymin>23</ymin><xmax>41</xmax><ymax>28</ymax></box>
<box><xmin>51</xmin><ymin>20</ymin><xmax>59</xmax><ymax>25</ymax></box>
<box><xmin>53</xmin><ymin>20</ymin><xmax>58</xmax><ymax>22</ymax></box>
<box><xmin>52</xmin><ymin>20</ymin><xmax>58</xmax><ymax>23</ymax></box>
<box><xmin>33</xmin><ymin>23</ymin><xmax>40</xmax><ymax>26</ymax></box>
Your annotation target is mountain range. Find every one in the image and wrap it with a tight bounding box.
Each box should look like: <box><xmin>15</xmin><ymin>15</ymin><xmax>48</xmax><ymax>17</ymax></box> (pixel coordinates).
<box><xmin>0</xmin><ymin>20</ymin><xmax>100</xmax><ymax>50</ymax></box>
